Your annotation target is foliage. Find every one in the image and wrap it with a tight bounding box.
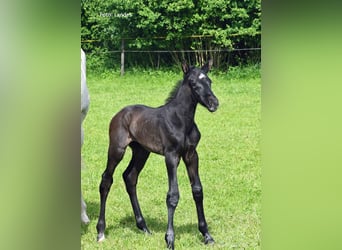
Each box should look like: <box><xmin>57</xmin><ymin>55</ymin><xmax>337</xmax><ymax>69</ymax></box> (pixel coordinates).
<box><xmin>81</xmin><ymin>0</ymin><xmax>261</xmax><ymax>71</ymax></box>
<box><xmin>81</xmin><ymin>69</ymin><xmax>261</xmax><ymax>249</ymax></box>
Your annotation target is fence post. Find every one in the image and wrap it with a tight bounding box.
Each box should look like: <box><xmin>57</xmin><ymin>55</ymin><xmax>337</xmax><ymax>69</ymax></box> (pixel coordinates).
<box><xmin>121</xmin><ymin>39</ymin><xmax>125</xmax><ymax>76</ymax></box>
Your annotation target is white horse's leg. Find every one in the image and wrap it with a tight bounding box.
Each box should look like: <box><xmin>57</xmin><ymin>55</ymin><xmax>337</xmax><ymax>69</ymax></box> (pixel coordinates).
<box><xmin>81</xmin><ymin>49</ymin><xmax>90</xmax><ymax>224</ymax></box>
<box><xmin>81</xmin><ymin>191</ymin><xmax>90</xmax><ymax>224</ymax></box>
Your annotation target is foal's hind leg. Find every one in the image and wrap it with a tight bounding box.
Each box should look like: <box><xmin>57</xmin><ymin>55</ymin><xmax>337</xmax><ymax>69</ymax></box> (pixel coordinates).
<box><xmin>96</xmin><ymin>138</ymin><xmax>127</xmax><ymax>242</ymax></box>
<box><xmin>123</xmin><ymin>142</ymin><xmax>151</xmax><ymax>233</ymax></box>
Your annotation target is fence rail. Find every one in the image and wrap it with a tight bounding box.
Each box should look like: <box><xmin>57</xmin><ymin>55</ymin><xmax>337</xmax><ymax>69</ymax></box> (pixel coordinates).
<box><xmin>81</xmin><ymin>33</ymin><xmax>261</xmax><ymax>74</ymax></box>
<box><xmin>88</xmin><ymin>48</ymin><xmax>261</xmax><ymax>54</ymax></box>
<box><xmin>81</xmin><ymin>31</ymin><xmax>261</xmax><ymax>43</ymax></box>
<box><xmin>81</xmin><ymin>35</ymin><xmax>260</xmax><ymax>74</ymax></box>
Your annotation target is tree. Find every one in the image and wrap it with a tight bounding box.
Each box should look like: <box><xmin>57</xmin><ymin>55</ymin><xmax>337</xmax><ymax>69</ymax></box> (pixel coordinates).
<box><xmin>81</xmin><ymin>0</ymin><xmax>261</xmax><ymax>70</ymax></box>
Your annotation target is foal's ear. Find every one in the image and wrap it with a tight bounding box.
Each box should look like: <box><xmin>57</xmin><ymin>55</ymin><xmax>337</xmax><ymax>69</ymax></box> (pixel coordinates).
<box><xmin>181</xmin><ymin>61</ymin><xmax>190</xmax><ymax>74</ymax></box>
<box><xmin>201</xmin><ymin>59</ymin><xmax>213</xmax><ymax>73</ymax></box>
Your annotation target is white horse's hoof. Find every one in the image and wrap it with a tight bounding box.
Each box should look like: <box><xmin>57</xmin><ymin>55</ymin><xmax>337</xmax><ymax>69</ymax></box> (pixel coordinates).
<box><xmin>81</xmin><ymin>213</ymin><xmax>90</xmax><ymax>224</ymax></box>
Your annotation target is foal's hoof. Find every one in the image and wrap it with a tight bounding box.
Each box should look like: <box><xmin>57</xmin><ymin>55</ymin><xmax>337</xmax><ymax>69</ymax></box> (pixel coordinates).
<box><xmin>166</xmin><ymin>241</ymin><xmax>174</xmax><ymax>250</ymax></box>
<box><xmin>136</xmin><ymin>218</ymin><xmax>152</xmax><ymax>235</ymax></box>
<box><xmin>165</xmin><ymin>233</ymin><xmax>175</xmax><ymax>250</ymax></box>
<box><xmin>137</xmin><ymin>223</ymin><xmax>152</xmax><ymax>235</ymax></box>
<box><xmin>142</xmin><ymin>227</ymin><xmax>152</xmax><ymax>235</ymax></box>
<box><xmin>97</xmin><ymin>233</ymin><xmax>105</xmax><ymax>242</ymax></box>
<box><xmin>204</xmin><ymin>234</ymin><xmax>215</xmax><ymax>245</ymax></box>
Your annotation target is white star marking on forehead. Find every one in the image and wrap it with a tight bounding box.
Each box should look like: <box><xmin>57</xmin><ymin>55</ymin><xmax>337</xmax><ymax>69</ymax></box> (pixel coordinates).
<box><xmin>199</xmin><ymin>73</ymin><xmax>206</xmax><ymax>79</ymax></box>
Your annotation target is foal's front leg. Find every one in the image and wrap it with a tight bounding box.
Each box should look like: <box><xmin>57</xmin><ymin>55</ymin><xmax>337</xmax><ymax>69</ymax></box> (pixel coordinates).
<box><xmin>183</xmin><ymin>149</ymin><xmax>214</xmax><ymax>245</ymax></box>
<box><xmin>164</xmin><ymin>152</ymin><xmax>181</xmax><ymax>250</ymax></box>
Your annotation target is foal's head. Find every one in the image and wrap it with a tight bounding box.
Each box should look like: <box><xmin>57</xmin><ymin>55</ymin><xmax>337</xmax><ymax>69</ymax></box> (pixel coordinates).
<box><xmin>182</xmin><ymin>60</ymin><xmax>219</xmax><ymax>112</ymax></box>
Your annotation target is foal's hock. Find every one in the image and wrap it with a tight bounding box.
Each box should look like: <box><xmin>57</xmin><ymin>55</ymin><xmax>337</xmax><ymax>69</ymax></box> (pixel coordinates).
<box><xmin>96</xmin><ymin>60</ymin><xmax>219</xmax><ymax>249</ymax></box>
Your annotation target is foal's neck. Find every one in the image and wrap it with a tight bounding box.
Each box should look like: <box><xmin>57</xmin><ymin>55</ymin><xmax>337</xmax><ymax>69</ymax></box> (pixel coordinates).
<box><xmin>169</xmin><ymin>83</ymin><xmax>197</xmax><ymax>119</ymax></box>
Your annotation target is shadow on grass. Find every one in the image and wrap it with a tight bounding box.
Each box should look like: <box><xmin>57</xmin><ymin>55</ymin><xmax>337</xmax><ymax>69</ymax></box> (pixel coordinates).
<box><xmin>81</xmin><ymin>201</ymin><xmax>203</xmax><ymax>243</ymax></box>
<box><xmin>118</xmin><ymin>214</ymin><xmax>200</xmax><ymax>237</ymax></box>
<box><xmin>86</xmin><ymin>200</ymin><xmax>100</xmax><ymax>220</ymax></box>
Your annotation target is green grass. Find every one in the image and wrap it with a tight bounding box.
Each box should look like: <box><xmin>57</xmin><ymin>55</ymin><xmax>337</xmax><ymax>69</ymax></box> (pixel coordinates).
<box><xmin>81</xmin><ymin>68</ymin><xmax>261</xmax><ymax>249</ymax></box>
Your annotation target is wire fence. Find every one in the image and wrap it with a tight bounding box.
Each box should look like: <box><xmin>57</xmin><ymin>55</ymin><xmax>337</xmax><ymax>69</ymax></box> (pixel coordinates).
<box><xmin>84</xmin><ymin>47</ymin><xmax>260</xmax><ymax>74</ymax></box>
<box><xmin>81</xmin><ymin>34</ymin><xmax>261</xmax><ymax>73</ymax></box>
<box><xmin>87</xmin><ymin>48</ymin><xmax>261</xmax><ymax>54</ymax></box>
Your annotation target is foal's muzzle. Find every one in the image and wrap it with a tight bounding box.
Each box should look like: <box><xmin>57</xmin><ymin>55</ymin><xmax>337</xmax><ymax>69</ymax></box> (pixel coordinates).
<box><xmin>207</xmin><ymin>95</ymin><xmax>219</xmax><ymax>112</ymax></box>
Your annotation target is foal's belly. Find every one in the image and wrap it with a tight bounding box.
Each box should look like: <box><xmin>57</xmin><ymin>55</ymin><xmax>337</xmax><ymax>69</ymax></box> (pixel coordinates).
<box><xmin>126</xmin><ymin>105</ymin><xmax>185</xmax><ymax>155</ymax></box>
<box><xmin>129</xmin><ymin>117</ymin><xmax>165</xmax><ymax>155</ymax></box>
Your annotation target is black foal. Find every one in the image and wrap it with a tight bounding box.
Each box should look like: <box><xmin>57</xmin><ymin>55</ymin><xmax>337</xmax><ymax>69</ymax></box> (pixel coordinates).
<box><xmin>96</xmin><ymin>60</ymin><xmax>219</xmax><ymax>249</ymax></box>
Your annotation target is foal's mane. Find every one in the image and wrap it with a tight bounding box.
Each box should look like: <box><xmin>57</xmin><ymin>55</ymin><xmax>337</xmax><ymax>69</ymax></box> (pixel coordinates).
<box><xmin>165</xmin><ymin>80</ymin><xmax>184</xmax><ymax>104</ymax></box>
<box><xmin>165</xmin><ymin>66</ymin><xmax>196</xmax><ymax>104</ymax></box>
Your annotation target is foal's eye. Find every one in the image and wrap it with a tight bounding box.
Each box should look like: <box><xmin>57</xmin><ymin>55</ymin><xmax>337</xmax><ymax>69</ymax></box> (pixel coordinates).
<box><xmin>193</xmin><ymin>85</ymin><xmax>202</xmax><ymax>91</ymax></box>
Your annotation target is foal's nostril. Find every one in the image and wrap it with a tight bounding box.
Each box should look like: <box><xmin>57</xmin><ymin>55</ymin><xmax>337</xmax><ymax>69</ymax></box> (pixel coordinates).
<box><xmin>207</xmin><ymin>96</ymin><xmax>219</xmax><ymax>112</ymax></box>
<box><xmin>213</xmin><ymin>97</ymin><xmax>219</xmax><ymax>107</ymax></box>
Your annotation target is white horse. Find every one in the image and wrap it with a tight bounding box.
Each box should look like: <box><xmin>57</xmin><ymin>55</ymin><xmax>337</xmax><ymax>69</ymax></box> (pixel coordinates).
<box><xmin>81</xmin><ymin>48</ymin><xmax>90</xmax><ymax>224</ymax></box>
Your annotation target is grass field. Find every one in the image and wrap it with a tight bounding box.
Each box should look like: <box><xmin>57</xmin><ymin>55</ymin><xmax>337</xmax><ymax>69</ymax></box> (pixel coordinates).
<box><xmin>81</xmin><ymin>67</ymin><xmax>261</xmax><ymax>249</ymax></box>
